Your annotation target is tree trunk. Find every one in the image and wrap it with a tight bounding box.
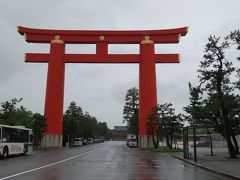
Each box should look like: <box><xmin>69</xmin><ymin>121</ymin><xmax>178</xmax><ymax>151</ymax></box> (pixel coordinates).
<box><xmin>217</xmin><ymin>84</ymin><xmax>236</xmax><ymax>158</ymax></box>
<box><xmin>170</xmin><ymin>130</ymin><xmax>173</xmax><ymax>149</ymax></box>
<box><xmin>150</xmin><ymin>125</ymin><xmax>158</xmax><ymax>148</ymax></box>
<box><xmin>165</xmin><ymin>135</ymin><xmax>170</xmax><ymax>148</ymax></box>
<box><xmin>152</xmin><ymin>135</ymin><xmax>158</xmax><ymax>148</ymax></box>
<box><xmin>207</xmin><ymin>128</ymin><xmax>214</xmax><ymax>156</ymax></box>
<box><xmin>232</xmin><ymin>135</ymin><xmax>240</xmax><ymax>154</ymax></box>
<box><xmin>222</xmin><ymin>109</ymin><xmax>237</xmax><ymax>158</ymax></box>
<box><xmin>215</xmin><ymin>60</ymin><xmax>237</xmax><ymax>158</ymax></box>
<box><xmin>135</xmin><ymin>133</ymin><xmax>139</xmax><ymax>148</ymax></box>
<box><xmin>225</xmin><ymin>136</ymin><xmax>236</xmax><ymax>158</ymax></box>
<box><xmin>222</xmin><ymin>113</ymin><xmax>237</xmax><ymax>158</ymax></box>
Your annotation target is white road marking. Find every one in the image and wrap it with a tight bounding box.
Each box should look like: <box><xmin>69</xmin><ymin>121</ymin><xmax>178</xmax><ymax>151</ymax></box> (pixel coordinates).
<box><xmin>0</xmin><ymin>146</ymin><xmax>104</xmax><ymax>180</ymax></box>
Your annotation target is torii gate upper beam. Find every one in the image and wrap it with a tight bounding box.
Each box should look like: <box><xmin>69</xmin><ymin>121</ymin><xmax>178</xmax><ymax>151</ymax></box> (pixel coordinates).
<box><xmin>18</xmin><ymin>26</ymin><xmax>187</xmax><ymax>44</ymax></box>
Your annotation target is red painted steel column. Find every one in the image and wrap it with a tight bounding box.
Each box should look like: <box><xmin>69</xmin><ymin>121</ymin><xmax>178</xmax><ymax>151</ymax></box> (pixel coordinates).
<box><xmin>139</xmin><ymin>36</ymin><xmax>157</xmax><ymax>147</ymax></box>
<box><xmin>43</xmin><ymin>35</ymin><xmax>65</xmax><ymax>146</ymax></box>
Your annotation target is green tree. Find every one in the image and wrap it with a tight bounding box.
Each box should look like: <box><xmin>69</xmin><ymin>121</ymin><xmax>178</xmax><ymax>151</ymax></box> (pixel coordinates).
<box><xmin>32</xmin><ymin>113</ymin><xmax>47</xmax><ymax>148</ymax></box>
<box><xmin>63</xmin><ymin>114</ymin><xmax>79</xmax><ymax>146</ymax></box>
<box><xmin>123</xmin><ymin>87</ymin><xmax>139</xmax><ymax>137</ymax></box>
<box><xmin>227</xmin><ymin>30</ymin><xmax>240</xmax><ymax>154</ymax></box>
<box><xmin>65</xmin><ymin>101</ymin><xmax>83</xmax><ymax>117</ymax></box>
<box><xmin>225</xmin><ymin>94</ymin><xmax>240</xmax><ymax>154</ymax></box>
<box><xmin>63</xmin><ymin>101</ymin><xmax>111</xmax><ymax>146</ymax></box>
<box><xmin>82</xmin><ymin>112</ymin><xmax>98</xmax><ymax>138</ymax></box>
<box><xmin>13</xmin><ymin>106</ymin><xmax>33</xmax><ymax>128</ymax></box>
<box><xmin>0</xmin><ymin>98</ymin><xmax>33</xmax><ymax>128</ymax></box>
<box><xmin>96</xmin><ymin>122</ymin><xmax>109</xmax><ymax>138</ymax></box>
<box><xmin>63</xmin><ymin>102</ymin><xmax>83</xmax><ymax>146</ymax></box>
<box><xmin>0</xmin><ymin>98</ymin><xmax>48</xmax><ymax>148</ymax></box>
<box><xmin>148</xmin><ymin>103</ymin><xmax>183</xmax><ymax>149</ymax></box>
<box><xmin>147</xmin><ymin>106</ymin><xmax>160</xmax><ymax>148</ymax></box>
<box><xmin>227</xmin><ymin>30</ymin><xmax>240</xmax><ymax>60</ymax></box>
<box><xmin>191</xmin><ymin>35</ymin><xmax>237</xmax><ymax>158</ymax></box>
<box><xmin>185</xmin><ymin>86</ymin><xmax>240</xmax><ymax>154</ymax></box>
<box><xmin>227</xmin><ymin>30</ymin><xmax>240</xmax><ymax>90</ymax></box>
<box><xmin>0</xmin><ymin>98</ymin><xmax>23</xmax><ymax>125</ymax></box>
<box><xmin>184</xmin><ymin>83</ymin><xmax>203</xmax><ymax>125</ymax></box>
<box><xmin>105</xmin><ymin>129</ymin><xmax>113</xmax><ymax>140</ymax></box>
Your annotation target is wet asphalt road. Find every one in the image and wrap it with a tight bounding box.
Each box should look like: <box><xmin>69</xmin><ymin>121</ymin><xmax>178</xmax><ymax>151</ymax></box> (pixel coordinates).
<box><xmin>0</xmin><ymin>141</ymin><xmax>230</xmax><ymax>180</ymax></box>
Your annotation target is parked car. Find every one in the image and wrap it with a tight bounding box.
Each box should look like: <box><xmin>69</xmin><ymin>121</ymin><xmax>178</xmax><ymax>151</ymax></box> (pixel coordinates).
<box><xmin>87</xmin><ymin>138</ymin><xmax>94</xmax><ymax>144</ymax></box>
<box><xmin>82</xmin><ymin>139</ymin><xmax>88</xmax><ymax>145</ymax></box>
<box><xmin>128</xmin><ymin>139</ymin><xmax>137</xmax><ymax>148</ymax></box>
<box><xmin>73</xmin><ymin>138</ymin><xmax>83</xmax><ymax>146</ymax></box>
<box><xmin>127</xmin><ymin>134</ymin><xmax>137</xmax><ymax>148</ymax></box>
<box><xmin>94</xmin><ymin>138</ymin><xmax>105</xmax><ymax>143</ymax></box>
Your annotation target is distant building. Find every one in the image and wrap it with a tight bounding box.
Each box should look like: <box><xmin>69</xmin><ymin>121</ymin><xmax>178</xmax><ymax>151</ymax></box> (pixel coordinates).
<box><xmin>112</xmin><ymin>126</ymin><xmax>128</xmax><ymax>140</ymax></box>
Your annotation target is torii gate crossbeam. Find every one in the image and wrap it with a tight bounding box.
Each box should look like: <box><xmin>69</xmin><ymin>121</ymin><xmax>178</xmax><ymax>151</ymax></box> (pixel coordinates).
<box><xmin>18</xmin><ymin>26</ymin><xmax>188</xmax><ymax>148</ymax></box>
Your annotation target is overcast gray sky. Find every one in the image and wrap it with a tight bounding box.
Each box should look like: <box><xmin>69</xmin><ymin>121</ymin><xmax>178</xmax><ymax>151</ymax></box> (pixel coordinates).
<box><xmin>0</xmin><ymin>0</ymin><xmax>239</xmax><ymax>129</ymax></box>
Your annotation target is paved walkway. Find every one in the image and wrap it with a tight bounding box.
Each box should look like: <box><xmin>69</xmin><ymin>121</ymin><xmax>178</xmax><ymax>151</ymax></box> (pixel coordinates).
<box><xmin>171</xmin><ymin>148</ymin><xmax>240</xmax><ymax>179</ymax></box>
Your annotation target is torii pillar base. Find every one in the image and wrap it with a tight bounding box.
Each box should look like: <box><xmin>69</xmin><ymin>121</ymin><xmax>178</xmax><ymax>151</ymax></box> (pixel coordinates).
<box><xmin>41</xmin><ymin>135</ymin><xmax>63</xmax><ymax>148</ymax></box>
<box><xmin>138</xmin><ymin>136</ymin><xmax>154</xmax><ymax>148</ymax></box>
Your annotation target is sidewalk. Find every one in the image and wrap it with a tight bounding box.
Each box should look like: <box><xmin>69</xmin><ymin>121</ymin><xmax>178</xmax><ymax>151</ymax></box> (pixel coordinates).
<box><xmin>171</xmin><ymin>148</ymin><xmax>240</xmax><ymax>179</ymax></box>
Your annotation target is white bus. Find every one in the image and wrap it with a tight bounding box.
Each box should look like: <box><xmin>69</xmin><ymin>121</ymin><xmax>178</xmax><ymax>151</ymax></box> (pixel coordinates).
<box><xmin>0</xmin><ymin>124</ymin><xmax>33</xmax><ymax>158</ymax></box>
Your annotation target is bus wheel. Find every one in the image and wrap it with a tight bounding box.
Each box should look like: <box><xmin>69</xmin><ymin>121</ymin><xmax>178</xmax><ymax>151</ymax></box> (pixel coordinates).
<box><xmin>3</xmin><ymin>147</ymin><xmax>9</xmax><ymax>158</ymax></box>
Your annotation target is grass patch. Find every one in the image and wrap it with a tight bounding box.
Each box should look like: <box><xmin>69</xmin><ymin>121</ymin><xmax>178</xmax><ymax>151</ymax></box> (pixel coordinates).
<box><xmin>143</xmin><ymin>146</ymin><xmax>183</xmax><ymax>153</ymax></box>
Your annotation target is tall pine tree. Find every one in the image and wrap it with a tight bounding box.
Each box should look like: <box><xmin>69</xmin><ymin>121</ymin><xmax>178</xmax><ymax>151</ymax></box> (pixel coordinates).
<box><xmin>123</xmin><ymin>87</ymin><xmax>139</xmax><ymax>137</ymax></box>
<box><xmin>195</xmin><ymin>35</ymin><xmax>236</xmax><ymax>158</ymax></box>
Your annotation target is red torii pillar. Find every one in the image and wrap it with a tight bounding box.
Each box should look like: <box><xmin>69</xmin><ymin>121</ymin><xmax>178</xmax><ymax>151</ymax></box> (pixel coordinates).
<box><xmin>139</xmin><ymin>37</ymin><xmax>157</xmax><ymax>147</ymax></box>
<box><xmin>18</xmin><ymin>26</ymin><xmax>188</xmax><ymax>148</ymax></box>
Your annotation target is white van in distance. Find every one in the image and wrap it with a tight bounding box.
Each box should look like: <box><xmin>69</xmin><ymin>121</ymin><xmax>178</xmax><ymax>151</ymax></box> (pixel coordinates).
<box><xmin>73</xmin><ymin>138</ymin><xmax>83</xmax><ymax>146</ymax></box>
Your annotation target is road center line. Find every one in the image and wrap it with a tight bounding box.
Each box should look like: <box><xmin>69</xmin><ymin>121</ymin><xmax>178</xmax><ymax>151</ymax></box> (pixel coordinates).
<box><xmin>0</xmin><ymin>146</ymin><xmax>104</xmax><ymax>180</ymax></box>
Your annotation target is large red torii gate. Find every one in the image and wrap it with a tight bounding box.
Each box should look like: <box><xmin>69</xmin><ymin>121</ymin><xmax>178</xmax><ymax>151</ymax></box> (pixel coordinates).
<box><xmin>18</xmin><ymin>26</ymin><xmax>188</xmax><ymax>148</ymax></box>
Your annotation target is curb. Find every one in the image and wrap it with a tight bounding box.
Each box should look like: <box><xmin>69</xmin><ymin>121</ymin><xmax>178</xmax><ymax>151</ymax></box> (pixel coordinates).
<box><xmin>171</xmin><ymin>155</ymin><xmax>240</xmax><ymax>180</ymax></box>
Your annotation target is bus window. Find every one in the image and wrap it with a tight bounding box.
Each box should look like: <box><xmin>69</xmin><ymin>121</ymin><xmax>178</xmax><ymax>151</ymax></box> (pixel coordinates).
<box><xmin>2</xmin><ymin>128</ymin><xmax>29</xmax><ymax>142</ymax></box>
<box><xmin>17</xmin><ymin>129</ymin><xmax>29</xmax><ymax>142</ymax></box>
